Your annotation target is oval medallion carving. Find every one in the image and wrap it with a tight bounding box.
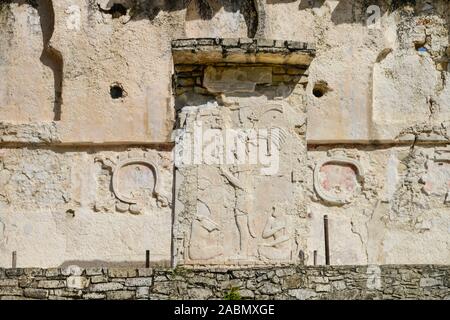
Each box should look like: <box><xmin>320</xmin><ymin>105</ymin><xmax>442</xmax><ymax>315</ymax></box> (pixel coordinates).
<box><xmin>112</xmin><ymin>158</ymin><xmax>159</xmax><ymax>205</ymax></box>
<box><xmin>314</xmin><ymin>158</ymin><xmax>364</xmax><ymax>205</ymax></box>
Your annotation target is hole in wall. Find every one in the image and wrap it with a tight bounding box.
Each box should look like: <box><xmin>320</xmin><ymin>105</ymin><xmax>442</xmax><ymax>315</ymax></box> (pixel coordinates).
<box><xmin>110</xmin><ymin>83</ymin><xmax>126</xmax><ymax>99</ymax></box>
<box><xmin>414</xmin><ymin>38</ymin><xmax>429</xmax><ymax>54</ymax></box>
<box><xmin>65</xmin><ymin>209</ymin><xmax>75</xmax><ymax>218</ymax></box>
<box><xmin>415</xmin><ymin>41</ymin><xmax>426</xmax><ymax>50</ymax></box>
<box><xmin>99</xmin><ymin>3</ymin><xmax>128</xmax><ymax>19</ymax></box>
<box><xmin>312</xmin><ymin>81</ymin><xmax>330</xmax><ymax>98</ymax></box>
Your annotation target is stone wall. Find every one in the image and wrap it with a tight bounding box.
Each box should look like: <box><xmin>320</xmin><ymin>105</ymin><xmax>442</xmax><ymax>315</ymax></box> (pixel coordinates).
<box><xmin>0</xmin><ymin>0</ymin><xmax>449</xmax><ymax>268</ymax></box>
<box><xmin>0</xmin><ymin>265</ymin><xmax>448</xmax><ymax>300</ymax></box>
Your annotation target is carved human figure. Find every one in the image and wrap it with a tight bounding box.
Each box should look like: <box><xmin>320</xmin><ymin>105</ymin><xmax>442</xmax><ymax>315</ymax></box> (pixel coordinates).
<box><xmin>258</xmin><ymin>207</ymin><xmax>290</xmax><ymax>261</ymax></box>
<box><xmin>189</xmin><ymin>201</ymin><xmax>222</xmax><ymax>260</ymax></box>
<box><xmin>220</xmin><ymin>165</ymin><xmax>256</xmax><ymax>259</ymax></box>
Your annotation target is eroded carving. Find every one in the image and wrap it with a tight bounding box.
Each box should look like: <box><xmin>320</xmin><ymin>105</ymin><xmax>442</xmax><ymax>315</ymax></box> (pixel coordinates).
<box><xmin>421</xmin><ymin>148</ymin><xmax>450</xmax><ymax>204</ymax></box>
<box><xmin>188</xmin><ymin>200</ymin><xmax>223</xmax><ymax>260</ymax></box>
<box><xmin>314</xmin><ymin>157</ymin><xmax>364</xmax><ymax>205</ymax></box>
<box><xmin>220</xmin><ymin>165</ymin><xmax>257</xmax><ymax>259</ymax></box>
<box><xmin>258</xmin><ymin>207</ymin><xmax>290</xmax><ymax>261</ymax></box>
<box><xmin>96</xmin><ymin>152</ymin><xmax>169</xmax><ymax>214</ymax></box>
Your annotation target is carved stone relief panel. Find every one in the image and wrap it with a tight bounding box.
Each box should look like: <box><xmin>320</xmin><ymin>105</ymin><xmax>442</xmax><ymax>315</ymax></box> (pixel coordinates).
<box><xmin>175</xmin><ymin>98</ymin><xmax>305</xmax><ymax>265</ymax></box>
<box><xmin>421</xmin><ymin>148</ymin><xmax>450</xmax><ymax>204</ymax></box>
<box><xmin>95</xmin><ymin>150</ymin><xmax>170</xmax><ymax>214</ymax></box>
<box><xmin>314</xmin><ymin>157</ymin><xmax>364</xmax><ymax>205</ymax></box>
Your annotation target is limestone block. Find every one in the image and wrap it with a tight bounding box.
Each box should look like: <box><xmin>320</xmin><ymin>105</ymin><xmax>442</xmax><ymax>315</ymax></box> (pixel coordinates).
<box><xmin>124</xmin><ymin>277</ymin><xmax>153</xmax><ymax>287</ymax></box>
<box><xmin>90</xmin><ymin>282</ymin><xmax>124</xmax><ymax>292</ymax></box>
<box><xmin>67</xmin><ymin>276</ymin><xmax>89</xmax><ymax>289</ymax></box>
<box><xmin>37</xmin><ymin>280</ymin><xmax>66</xmax><ymax>289</ymax></box>
<box><xmin>0</xmin><ymin>279</ymin><xmax>18</xmax><ymax>287</ymax></box>
<box><xmin>204</xmin><ymin>66</ymin><xmax>273</xmax><ymax>93</ymax></box>
<box><xmin>23</xmin><ymin>288</ymin><xmax>49</xmax><ymax>299</ymax></box>
<box><xmin>106</xmin><ymin>290</ymin><xmax>135</xmax><ymax>300</ymax></box>
<box><xmin>288</xmin><ymin>289</ymin><xmax>317</xmax><ymax>300</ymax></box>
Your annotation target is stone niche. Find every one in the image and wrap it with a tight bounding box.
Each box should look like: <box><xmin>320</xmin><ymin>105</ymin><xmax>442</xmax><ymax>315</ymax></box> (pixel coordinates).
<box><xmin>171</xmin><ymin>38</ymin><xmax>315</xmax><ymax>265</ymax></box>
<box><xmin>0</xmin><ymin>1</ymin><xmax>59</xmax><ymax>122</ymax></box>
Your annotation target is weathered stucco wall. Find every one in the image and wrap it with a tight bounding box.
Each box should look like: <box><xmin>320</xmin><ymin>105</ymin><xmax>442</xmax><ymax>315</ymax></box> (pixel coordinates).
<box><xmin>0</xmin><ymin>147</ymin><xmax>173</xmax><ymax>267</ymax></box>
<box><xmin>0</xmin><ymin>0</ymin><xmax>449</xmax><ymax>269</ymax></box>
<box><xmin>0</xmin><ymin>265</ymin><xmax>448</xmax><ymax>300</ymax></box>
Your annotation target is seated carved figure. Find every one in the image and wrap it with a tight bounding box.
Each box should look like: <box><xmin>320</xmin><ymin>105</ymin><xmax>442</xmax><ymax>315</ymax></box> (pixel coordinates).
<box><xmin>258</xmin><ymin>207</ymin><xmax>290</xmax><ymax>261</ymax></box>
<box><xmin>188</xmin><ymin>207</ymin><xmax>223</xmax><ymax>261</ymax></box>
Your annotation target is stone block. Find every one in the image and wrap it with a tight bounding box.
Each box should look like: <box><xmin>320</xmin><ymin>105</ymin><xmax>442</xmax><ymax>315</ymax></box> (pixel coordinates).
<box><xmin>0</xmin><ymin>279</ymin><xmax>19</xmax><ymax>287</ymax></box>
<box><xmin>5</xmin><ymin>269</ymin><xmax>24</xmax><ymax>277</ymax></box>
<box><xmin>124</xmin><ymin>277</ymin><xmax>153</xmax><ymax>287</ymax></box>
<box><xmin>187</xmin><ymin>288</ymin><xmax>213</xmax><ymax>300</ymax></box>
<box><xmin>420</xmin><ymin>278</ymin><xmax>443</xmax><ymax>287</ymax></box>
<box><xmin>53</xmin><ymin>289</ymin><xmax>83</xmax><ymax>298</ymax></box>
<box><xmin>282</xmin><ymin>274</ymin><xmax>303</xmax><ymax>289</ymax></box>
<box><xmin>177</xmin><ymin>78</ymin><xmax>195</xmax><ymax>87</ymax></box>
<box><xmin>222</xmin><ymin>38</ymin><xmax>239</xmax><ymax>47</ymax></box>
<box><xmin>273</xmin><ymin>66</ymin><xmax>287</xmax><ymax>74</ymax></box>
<box><xmin>108</xmin><ymin>268</ymin><xmax>137</xmax><ymax>278</ymax></box>
<box><xmin>286</xmin><ymin>41</ymin><xmax>306</xmax><ymax>50</ymax></box>
<box><xmin>257</xmin><ymin>39</ymin><xmax>275</xmax><ymax>47</ymax></box>
<box><xmin>24</xmin><ymin>288</ymin><xmax>49</xmax><ymax>299</ymax></box>
<box><xmin>90</xmin><ymin>275</ymin><xmax>108</xmax><ymax>284</ymax></box>
<box><xmin>67</xmin><ymin>276</ymin><xmax>90</xmax><ymax>289</ymax></box>
<box><xmin>315</xmin><ymin>284</ymin><xmax>331</xmax><ymax>292</ymax></box>
<box><xmin>274</xmin><ymin>40</ymin><xmax>286</xmax><ymax>48</ymax></box>
<box><xmin>23</xmin><ymin>268</ymin><xmax>44</xmax><ymax>277</ymax></box>
<box><xmin>258</xmin><ymin>283</ymin><xmax>282</xmax><ymax>295</ymax></box>
<box><xmin>85</xmin><ymin>268</ymin><xmax>104</xmax><ymax>276</ymax></box>
<box><xmin>331</xmin><ymin>281</ymin><xmax>347</xmax><ymax>291</ymax></box>
<box><xmin>239</xmin><ymin>289</ymin><xmax>255</xmax><ymax>299</ymax></box>
<box><xmin>204</xmin><ymin>66</ymin><xmax>272</xmax><ymax>93</ymax></box>
<box><xmin>83</xmin><ymin>293</ymin><xmax>106</xmax><ymax>300</ymax></box>
<box><xmin>152</xmin><ymin>282</ymin><xmax>175</xmax><ymax>295</ymax></box>
<box><xmin>0</xmin><ymin>287</ymin><xmax>23</xmax><ymax>296</ymax></box>
<box><xmin>37</xmin><ymin>280</ymin><xmax>66</xmax><ymax>289</ymax></box>
<box><xmin>136</xmin><ymin>287</ymin><xmax>150</xmax><ymax>299</ymax></box>
<box><xmin>172</xmin><ymin>39</ymin><xmax>197</xmax><ymax>48</ymax></box>
<box><xmin>288</xmin><ymin>289</ymin><xmax>317</xmax><ymax>300</ymax></box>
<box><xmin>45</xmin><ymin>268</ymin><xmax>61</xmax><ymax>277</ymax></box>
<box><xmin>90</xmin><ymin>282</ymin><xmax>124</xmax><ymax>292</ymax></box>
<box><xmin>62</xmin><ymin>265</ymin><xmax>84</xmax><ymax>276</ymax></box>
<box><xmin>106</xmin><ymin>290</ymin><xmax>135</xmax><ymax>300</ymax></box>
<box><xmin>239</xmin><ymin>38</ymin><xmax>254</xmax><ymax>45</ymax></box>
<box><xmin>137</xmin><ymin>268</ymin><xmax>153</xmax><ymax>277</ymax></box>
<box><xmin>311</xmin><ymin>276</ymin><xmax>329</xmax><ymax>284</ymax></box>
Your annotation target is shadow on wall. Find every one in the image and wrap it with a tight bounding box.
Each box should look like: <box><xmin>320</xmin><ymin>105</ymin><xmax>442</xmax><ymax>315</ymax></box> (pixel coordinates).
<box><xmin>184</xmin><ymin>0</ymin><xmax>259</xmax><ymax>38</ymax></box>
<box><xmin>36</xmin><ymin>0</ymin><xmax>63</xmax><ymax>121</ymax></box>
<box><xmin>295</xmin><ymin>0</ymin><xmax>449</xmax><ymax>28</ymax></box>
<box><xmin>120</xmin><ymin>0</ymin><xmax>259</xmax><ymax>38</ymax></box>
<box><xmin>97</xmin><ymin>0</ymin><xmax>449</xmax><ymax>39</ymax></box>
<box><xmin>2</xmin><ymin>0</ymin><xmax>63</xmax><ymax>121</ymax></box>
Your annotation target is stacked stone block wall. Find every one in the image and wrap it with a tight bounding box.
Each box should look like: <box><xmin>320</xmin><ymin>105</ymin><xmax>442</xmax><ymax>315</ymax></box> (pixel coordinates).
<box><xmin>0</xmin><ymin>265</ymin><xmax>448</xmax><ymax>300</ymax></box>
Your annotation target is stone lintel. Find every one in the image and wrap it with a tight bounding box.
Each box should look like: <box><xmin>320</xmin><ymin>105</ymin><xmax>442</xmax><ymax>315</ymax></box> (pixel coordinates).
<box><xmin>171</xmin><ymin>38</ymin><xmax>316</xmax><ymax>67</ymax></box>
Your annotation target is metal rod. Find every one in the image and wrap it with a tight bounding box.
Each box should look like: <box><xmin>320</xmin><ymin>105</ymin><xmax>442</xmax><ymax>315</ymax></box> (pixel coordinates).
<box><xmin>12</xmin><ymin>251</ymin><xmax>17</xmax><ymax>268</ymax></box>
<box><xmin>324</xmin><ymin>215</ymin><xmax>330</xmax><ymax>265</ymax></box>
<box><xmin>146</xmin><ymin>250</ymin><xmax>150</xmax><ymax>268</ymax></box>
<box><xmin>313</xmin><ymin>250</ymin><xmax>317</xmax><ymax>266</ymax></box>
